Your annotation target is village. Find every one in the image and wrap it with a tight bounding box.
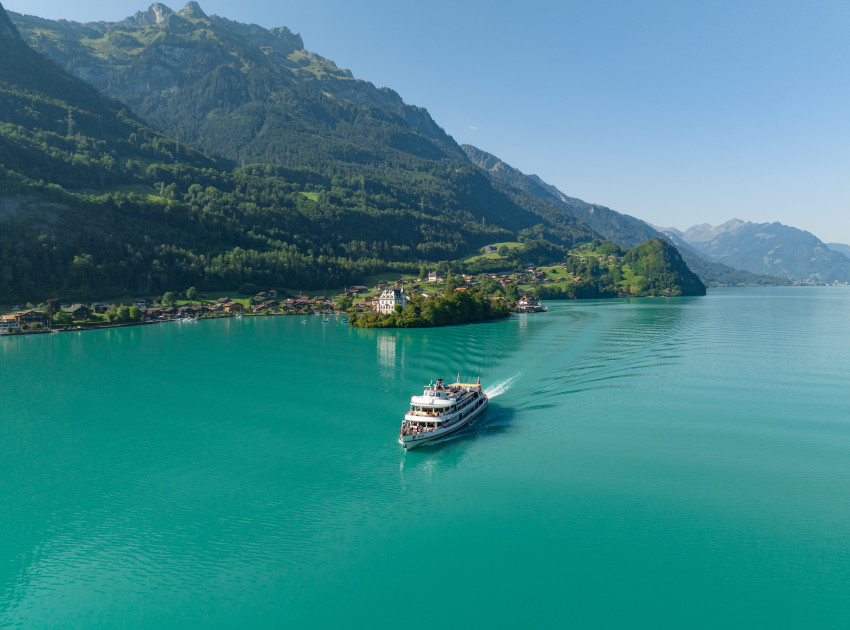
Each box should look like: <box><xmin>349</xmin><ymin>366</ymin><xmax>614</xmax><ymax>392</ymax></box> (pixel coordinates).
<box><xmin>0</xmin><ymin>270</ymin><xmax>551</xmax><ymax>335</ymax></box>
<box><xmin>0</xmin><ymin>242</ymin><xmax>649</xmax><ymax>335</ymax></box>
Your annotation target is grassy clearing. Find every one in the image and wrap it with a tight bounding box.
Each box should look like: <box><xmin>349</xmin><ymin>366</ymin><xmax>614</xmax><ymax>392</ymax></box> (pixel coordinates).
<box><xmin>299</xmin><ymin>191</ymin><xmax>319</xmax><ymax>202</ymax></box>
<box><xmin>94</xmin><ymin>184</ymin><xmax>157</xmax><ymax>197</ymax></box>
<box><xmin>461</xmin><ymin>241</ymin><xmax>523</xmax><ymax>263</ymax></box>
<box><xmin>361</xmin><ymin>271</ymin><xmax>406</xmax><ymax>286</ymax></box>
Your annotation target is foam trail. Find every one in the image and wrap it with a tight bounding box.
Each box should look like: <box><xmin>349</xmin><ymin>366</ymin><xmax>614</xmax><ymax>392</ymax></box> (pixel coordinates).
<box><xmin>486</xmin><ymin>375</ymin><xmax>518</xmax><ymax>399</ymax></box>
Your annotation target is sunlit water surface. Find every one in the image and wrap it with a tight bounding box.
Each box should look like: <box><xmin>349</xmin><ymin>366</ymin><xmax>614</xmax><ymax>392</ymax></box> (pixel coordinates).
<box><xmin>1</xmin><ymin>287</ymin><xmax>849</xmax><ymax>628</ymax></box>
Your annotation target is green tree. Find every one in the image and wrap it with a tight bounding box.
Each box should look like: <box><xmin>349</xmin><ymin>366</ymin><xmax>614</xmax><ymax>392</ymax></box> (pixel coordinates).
<box><xmin>44</xmin><ymin>298</ymin><xmax>60</xmax><ymax>320</ymax></box>
<box><xmin>162</xmin><ymin>292</ymin><xmax>177</xmax><ymax>306</ymax></box>
<box><xmin>444</xmin><ymin>276</ymin><xmax>459</xmax><ymax>295</ymax></box>
<box><xmin>335</xmin><ymin>295</ymin><xmax>353</xmax><ymax>311</ymax></box>
<box><xmin>186</xmin><ymin>286</ymin><xmax>198</xmax><ymax>300</ymax></box>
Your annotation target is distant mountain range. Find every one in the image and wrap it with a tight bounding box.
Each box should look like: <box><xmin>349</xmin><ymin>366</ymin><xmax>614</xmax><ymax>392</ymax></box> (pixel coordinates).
<box><xmin>656</xmin><ymin>220</ymin><xmax>850</xmax><ymax>283</ymax></box>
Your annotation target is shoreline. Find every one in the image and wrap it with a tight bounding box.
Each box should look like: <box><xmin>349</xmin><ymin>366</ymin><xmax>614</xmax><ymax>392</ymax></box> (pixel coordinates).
<box><xmin>0</xmin><ymin>311</ymin><xmax>338</xmax><ymax>338</ymax></box>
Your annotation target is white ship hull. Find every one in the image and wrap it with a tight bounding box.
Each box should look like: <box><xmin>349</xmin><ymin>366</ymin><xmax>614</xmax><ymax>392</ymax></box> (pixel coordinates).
<box><xmin>399</xmin><ymin>394</ymin><xmax>488</xmax><ymax>450</ymax></box>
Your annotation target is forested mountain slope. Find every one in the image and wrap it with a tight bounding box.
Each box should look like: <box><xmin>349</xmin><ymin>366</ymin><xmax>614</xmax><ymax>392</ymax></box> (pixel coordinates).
<box><xmin>10</xmin><ymin>2</ymin><xmax>599</xmax><ymax>246</ymax></box>
<box><xmin>1</xmin><ymin>2</ymin><xmax>599</xmax><ymax>302</ymax></box>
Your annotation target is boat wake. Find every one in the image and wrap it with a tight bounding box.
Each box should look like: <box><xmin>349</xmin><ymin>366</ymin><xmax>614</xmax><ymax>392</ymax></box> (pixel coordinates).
<box><xmin>485</xmin><ymin>375</ymin><xmax>517</xmax><ymax>399</ymax></box>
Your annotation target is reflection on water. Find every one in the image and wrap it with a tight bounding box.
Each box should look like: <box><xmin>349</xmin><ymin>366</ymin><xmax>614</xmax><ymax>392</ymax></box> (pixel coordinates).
<box><xmin>397</xmin><ymin>402</ymin><xmax>515</xmax><ymax>485</ymax></box>
<box><xmin>377</xmin><ymin>332</ymin><xmax>396</xmax><ymax>368</ymax></box>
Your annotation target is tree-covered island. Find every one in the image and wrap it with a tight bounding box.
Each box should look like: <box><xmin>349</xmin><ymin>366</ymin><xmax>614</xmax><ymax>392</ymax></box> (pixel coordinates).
<box><xmin>349</xmin><ymin>287</ymin><xmax>512</xmax><ymax>329</ymax></box>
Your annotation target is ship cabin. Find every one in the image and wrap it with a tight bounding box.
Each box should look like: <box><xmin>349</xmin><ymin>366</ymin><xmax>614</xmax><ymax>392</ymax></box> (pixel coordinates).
<box><xmin>402</xmin><ymin>379</ymin><xmax>485</xmax><ymax>435</ymax></box>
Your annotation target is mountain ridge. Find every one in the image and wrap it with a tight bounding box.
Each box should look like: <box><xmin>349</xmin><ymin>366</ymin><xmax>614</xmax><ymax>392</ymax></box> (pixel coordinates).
<box><xmin>658</xmin><ymin>220</ymin><xmax>850</xmax><ymax>282</ymax></box>
<box><xmin>461</xmin><ymin>144</ymin><xmax>786</xmax><ymax>287</ymax></box>
<box><xmin>9</xmin><ymin>3</ymin><xmax>603</xmax><ymax>244</ymax></box>
<box><xmin>9</xmin><ymin>4</ymin><xmax>456</xmax><ymax>169</ymax></box>
<box><xmin>0</xmin><ymin>1</ymin><xmax>19</xmax><ymax>39</ymax></box>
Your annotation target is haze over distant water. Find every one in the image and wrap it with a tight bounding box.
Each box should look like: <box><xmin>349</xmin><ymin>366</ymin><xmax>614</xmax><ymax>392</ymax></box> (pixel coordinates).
<box><xmin>2</xmin><ymin>287</ymin><xmax>849</xmax><ymax>628</ymax></box>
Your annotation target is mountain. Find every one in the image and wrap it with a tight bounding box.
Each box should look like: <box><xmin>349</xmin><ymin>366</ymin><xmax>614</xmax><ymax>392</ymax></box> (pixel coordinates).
<box><xmin>826</xmin><ymin>242</ymin><xmax>850</xmax><ymax>258</ymax></box>
<box><xmin>1</xmin><ymin>2</ymin><xmax>604</xmax><ymax>302</ymax></box>
<box><xmin>461</xmin><ymin>144</ymin><xmax>786</xmax><ymax>287</ymax></box>
<box><xmin>660</xmin><ymin>220</ymin><xmax>850</xmax><ymax>282</ymax></box>
<box><xmin>9</xmin><ymin>3</ymin><xmax>598</xmax><ymax>246</ymax></box>
<box><xmin>0</xmin><ymin>2</ymin><xmax>722</xmax><ymax>304</ymax></box>
<box><xmin>11</xmin><ymin>2</ymin><xmax>456</xmax><ymax>171</ymax></box>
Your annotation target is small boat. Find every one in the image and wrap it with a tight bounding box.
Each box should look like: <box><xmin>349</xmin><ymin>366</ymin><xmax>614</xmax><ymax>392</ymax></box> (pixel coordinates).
<box><xmin>301</xmin><ymin>319</ymin><xmax>307</xmax><ymax>324</ymax></box>
<box><xmin>398</xmin><ymin>377</ymin><xmax>488</xmax><ymax>450</ymax></box>
<box><xmin>321</xmin><ymin>318</ymin><xmax>329</xmax><ymax>323</ymax></box>
<box><xmin>340</xmin><ymin>318</ymin><xmax>349</xmax><ymax>324</ymax></box>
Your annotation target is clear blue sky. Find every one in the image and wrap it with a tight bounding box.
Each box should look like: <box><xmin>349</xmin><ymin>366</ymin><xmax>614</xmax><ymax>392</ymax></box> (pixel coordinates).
<box><xmin>7</xmin><ymin>0</ymin><xmax>850</xmax><ymax>243</ymax></box>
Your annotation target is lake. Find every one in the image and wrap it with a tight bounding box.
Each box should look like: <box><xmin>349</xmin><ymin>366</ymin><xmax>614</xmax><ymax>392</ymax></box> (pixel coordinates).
<box><xmin>1</xmin><ymin>287</ymin><xmax>849</xmax><ymax>628</ymax></box>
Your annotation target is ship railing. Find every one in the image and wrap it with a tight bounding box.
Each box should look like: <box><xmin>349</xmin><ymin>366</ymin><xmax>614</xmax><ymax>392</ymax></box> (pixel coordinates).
<box><xmin>409</xmin><ymin>410</ymin><xmax>445</xmax><ymax>418</ymax></box>
<box><xmin>401</xmin><ymin>426</ymin><xmax>437</xmax><ymax>436</ymax></box>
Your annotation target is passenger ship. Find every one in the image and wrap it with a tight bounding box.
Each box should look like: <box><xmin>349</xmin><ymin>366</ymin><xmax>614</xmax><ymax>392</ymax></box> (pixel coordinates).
<box><xmin>398</xmin><ymin>377</ymin><xmax>488</xmax><ymax>450</ymax></box>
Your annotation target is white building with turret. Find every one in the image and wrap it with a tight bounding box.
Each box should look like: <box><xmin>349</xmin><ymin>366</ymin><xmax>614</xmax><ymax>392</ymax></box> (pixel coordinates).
<box><xmin>376</xmin><ymin>286</ymin><xmax>409</xmax><ymax>314</ymax></box>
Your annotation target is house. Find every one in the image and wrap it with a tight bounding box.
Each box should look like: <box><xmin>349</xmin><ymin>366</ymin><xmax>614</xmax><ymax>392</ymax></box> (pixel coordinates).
<box><xmin>375</xmin><ymin>286</ymin><xmax>409</xmax><ymax>314</ymax></box>
<box><xmin>223</xmin><ymin>301</ymin><xmax>244</xmax><ymax>314</ymax></box>
<box><xmin>253</xmin><ymin>300</ymin><xmax>279</xmax><ymax>313</ymax></box>
<box><xmin>376</xmin><ymin>281</ymin><xmax>387</xmax><ymax>290</ymax></box>
<box><xmin>15</xmin><ymin>310</ymin><xmax>47</xmax><ymax>326</ymax></box>
<box><xmin>0</xmin><ymin>314</ymin><xmax>21</xmax><ymax>332</ymax></box>
<box><xmin>349</xmin><ymin>286</ymin><xmax>368</xmax><ymax>294</ymax></box>
<box><xmin>428</xmin><ymin>271</ymin><xmax>441</xmax><ymax>283</ymax></box>
<box><xmin>64</xmin><ymin>304</ymin><xmax>91</xmax><ymax>320</ymax></box>
<box><xmin>483</xmin><ymin>245</ymin><xmax>496</xmax><ymax>254</ymax></box>
<box><xmin>92</xmin><ymin>302</ymin><xmax>113</xmax><ymax>314</ymax></box>
<box><xmin>215</xmin><ymin>297</ymin><xmax>231</xmax><ymax>305</ymax></box>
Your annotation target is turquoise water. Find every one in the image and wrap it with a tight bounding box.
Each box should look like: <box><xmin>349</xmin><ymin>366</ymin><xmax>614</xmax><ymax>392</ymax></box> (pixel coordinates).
<box><xmin>1</xmin><ymin>287</ymin><xmax>849</xmax><ymax>628</ymax></box>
